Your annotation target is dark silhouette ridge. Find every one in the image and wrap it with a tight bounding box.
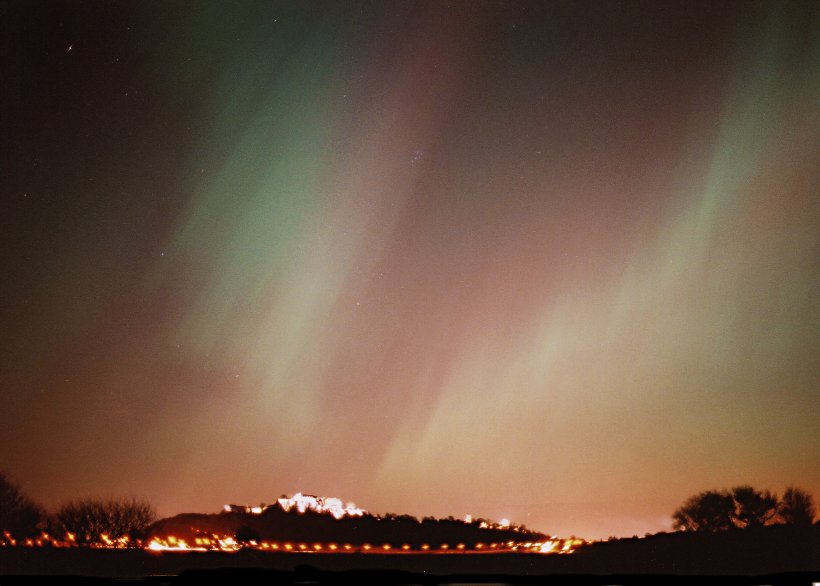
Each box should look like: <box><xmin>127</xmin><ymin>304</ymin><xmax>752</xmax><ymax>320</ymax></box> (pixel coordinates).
<box><xmin>147</xmin><ymin>506</ymin><xmax>546</xmax><ymax>547</ymax></box>
<box><xmin>1</xmin><ymin>526</ymin><xmax>817</xmax><ymax>579</ymax></box>
<box><xmin>576</xmin><ymin>524</ymin><xmax>819</xmax><ymax>574</ymax></box>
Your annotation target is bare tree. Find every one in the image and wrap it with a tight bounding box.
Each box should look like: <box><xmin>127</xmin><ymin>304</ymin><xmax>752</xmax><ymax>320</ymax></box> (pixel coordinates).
<box><xmin>56</xmin><ymin>497</ymin><xmax>156</xmax><ymax>545</ymax></box>
<box><xmin>779</xmin><ymin>487</ymin><xmax>816</xmax><ymax>526</ymax></box>
<box><xmin>0</xmin><ymin>472</ymin><xmax>44</xmax><ymax>539</ymax></box>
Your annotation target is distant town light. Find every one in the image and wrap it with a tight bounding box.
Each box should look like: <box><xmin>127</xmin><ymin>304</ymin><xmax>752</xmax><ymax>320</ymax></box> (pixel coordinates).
<box><xmin>275</xmin><ymin>492</ymin><xmax>366</xmax><ymax>519</ymax></box>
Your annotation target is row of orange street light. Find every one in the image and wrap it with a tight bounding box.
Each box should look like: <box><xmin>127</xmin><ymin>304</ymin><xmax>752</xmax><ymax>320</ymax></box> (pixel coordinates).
<box><xmin>1</xmin><ymin>530</ymin><xmax>586</xmax><ymax>554</ymax></box>
<box><xmin>144</xmin><ymin>535</ymin><xmax>585</xmax><ymax>554</ymax></box>
<box><xmin>1</xmin><ymin>531</ymin><xmax>132</xmax><ymax>549</ymax></box>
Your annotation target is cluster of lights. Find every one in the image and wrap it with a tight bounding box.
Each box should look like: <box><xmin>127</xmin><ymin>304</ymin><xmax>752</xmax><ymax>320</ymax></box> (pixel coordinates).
<box><xmin>0</xmin><ymin>531</ymin><xmax>58</xmax><ymax>548</ymax></box>
<box><xmin>1</xmin><ymin>530</ymin><xmax>587</xmax><ymax>555</ymax></box>
<box><xmin>475</xmin><ymin>518</ymin><xmax>528</xmax><ymax>532</ymax></box>
<box><xmin>277</xmin><ymin>493</ymin><xmax>366</xmax><ymax>519</ymax></box>
<box><xmin>516</xmin><ymin>539</ymin><xmax>586</xmax><ymax>553</ymax></box>
<box><xmin>142</xmin><ymin>537</ymin><xmax>585</xmax><ymax>555</ymax></box>
<box><xmin>90</xmin><ymin>533</ymin><xmax>132</xmax><ymax>548</ymax></box>
<box><xmin>0</xmin><ymin>531</ymin><xmax>136</xmax><ymax>549</ymax></box>
<box><xmin>147</xmin><ymin>535</ymin><xmax>238</xmax><ymax>552</ymax></box>
<box><xmin>223</xmin><ymin>493</ymin><xmax>366</xmax><ymax>520</ymax></box>
<box><xmin>1</xmin><ymin>498</ymin><xmax>587</xmax><ymax>556</ymax></box>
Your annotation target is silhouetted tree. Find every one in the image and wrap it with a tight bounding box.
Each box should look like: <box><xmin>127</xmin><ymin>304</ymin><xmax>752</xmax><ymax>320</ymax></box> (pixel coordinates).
<box><xmin>396</xmin><ymin>514</ymin><xmax>419</xmax><ymax>523</ymax></box>
<box><xmin>56</xmin><ymin>497</ymin><xmax>155</xmax><ymax>545</ymax></box>
<box><xmin>730</xmin><ymin>486</ymin><xmax>778</xmax><ymax>528</ymax></box>
<box><xmin>0</xmin><ymin>472</ymin><xmax>44</xmax><ymax>539</ymax></box>
<box><xmin>672</xmin><ymin>490</ymin><xmax>735</xmax><ymax>531</ymax></box>
<box><xmin>235</xmin><ymin>525</ymin><xmax>261</xmax><ymax>544</ymax></box>
<box><xmin>673</xmin><ymin>486</ymin><xmax>797</xmax><ymax>532</ymax></box>
<box><xmin>779</xmin><ymin>487</ymin><xmax>816</xmax><ymax>526</ymax></box>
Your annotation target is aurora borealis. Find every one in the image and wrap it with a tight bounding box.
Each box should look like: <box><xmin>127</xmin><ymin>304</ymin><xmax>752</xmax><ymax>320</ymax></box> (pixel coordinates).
<box><xmin>1</xmin><ymin>1</ymin><xmax>818</xmax><ymax>540</ymax></box>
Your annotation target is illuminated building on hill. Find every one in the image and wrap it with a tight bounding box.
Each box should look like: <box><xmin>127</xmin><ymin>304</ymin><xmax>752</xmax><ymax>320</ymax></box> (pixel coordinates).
<box><xmin>223</xmin><ymin>493</ymin><xmax>365</xmax><ymax>520</ymax></box>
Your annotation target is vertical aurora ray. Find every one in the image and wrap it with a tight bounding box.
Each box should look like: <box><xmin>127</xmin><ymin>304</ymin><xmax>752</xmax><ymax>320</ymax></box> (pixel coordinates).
<box><xmin>148</xmin><ymin>4</ymin><xmax>494</xmax><ymax>490</ymax></box>
<box><xmin>373</xmin><ymin>3</ymin><xmax>819</xmax><ymax>536</ymax></box>
<box><xmin>132</xmin><ymin>5</ymin><xmax>358</xmax><ymax>495</ymax></box>
<box><xmin>147</xmin><ymin>2</ymin><xmax>817</xmax><ymax>529</ymax></box>
<box><xmin>2</xmin><ymin>1</ymin><xmax>816</xmax><ymax>540</ymax></box>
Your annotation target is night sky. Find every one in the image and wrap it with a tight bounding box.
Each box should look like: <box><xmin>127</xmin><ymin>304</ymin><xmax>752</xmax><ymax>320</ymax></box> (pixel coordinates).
<box><xmin>1</xmin><ymin>1</ymin><xmax>818</xmax><ymax>540</ymax></box>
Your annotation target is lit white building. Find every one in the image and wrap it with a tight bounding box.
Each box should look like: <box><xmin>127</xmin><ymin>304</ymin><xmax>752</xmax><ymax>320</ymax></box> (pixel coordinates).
<box><xmin>224</xmin><ymin>493</ymin><xmax>366</xmax><ymax>520</ymax></box>
<box><xmin>223</xmin><ymin>504</ymin><xmax>266</xmax><ymax>514</ymax></box>
<box><xmin>276</xmin><ymin>493</ymin><xmax>365</xmax><ymax>519</ymax></box>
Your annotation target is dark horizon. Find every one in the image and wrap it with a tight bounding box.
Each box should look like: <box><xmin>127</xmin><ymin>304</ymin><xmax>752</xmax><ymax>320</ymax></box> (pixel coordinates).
<box><xmin>1</xmin><ymin>0</ymin><xmax>818</xmax><ymax>541</ymax></box>
<box><xmin>2</xmin><ymin>471</ymin><xmax>819</xmax><ymax>579</ymax></box>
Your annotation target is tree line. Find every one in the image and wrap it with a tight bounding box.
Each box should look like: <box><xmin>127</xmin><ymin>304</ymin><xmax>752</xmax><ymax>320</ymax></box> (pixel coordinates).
<box><xmin>0</xmin><ymin>472</ymin><xmax>154</xmax><ymax>546</ymax></box>
<box><xmin>2</xmin><ymin>471</ymin><xmax>816</xmax><ymax>546</ymax></box>
<box><xmin>672</xmin><ymin>485</ymin><xmax>815</xmax><ymax>532</ymax></box>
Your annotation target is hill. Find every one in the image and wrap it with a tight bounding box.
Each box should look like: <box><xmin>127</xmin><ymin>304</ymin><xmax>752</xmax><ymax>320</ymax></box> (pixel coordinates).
<box><xmin>574</xmin><ymin>524</ymin><xmax>819</xmax><ymax>575</ymax></box>
<box><xmin>147</xmin><ymin>505</ymin><xmax>547</xmax><ymax>550</ymax></box>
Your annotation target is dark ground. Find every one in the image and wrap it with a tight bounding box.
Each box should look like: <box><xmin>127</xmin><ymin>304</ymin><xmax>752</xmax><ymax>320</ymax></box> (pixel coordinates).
<box><xmin>1</xmin><ymin>526</ymin><xmax>818</xmax><ymax>584</ymax></box>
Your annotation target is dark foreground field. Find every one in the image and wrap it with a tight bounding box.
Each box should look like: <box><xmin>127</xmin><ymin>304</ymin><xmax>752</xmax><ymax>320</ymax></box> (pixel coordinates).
<box><xmin>1</xmin><ymin>526</ymin><xmax>818</xmax><ymax>585</ymax></box>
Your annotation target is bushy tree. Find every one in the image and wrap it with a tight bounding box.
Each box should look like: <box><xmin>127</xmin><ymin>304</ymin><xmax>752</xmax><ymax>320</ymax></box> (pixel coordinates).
<box><xmin>673</xmin><ymin>486</ymin><xmax>817</xmax><ymax>532</ymax></box>
<box><xmin>672</xmin><ymin>489</ymin><xmax>735</xmax><ymax>531</ymax></box>
<box><xmin>779</xmin><ymin>487</ymin><xmax>816</xmax><ymax>526</ymax></box>
<box><xmin>0</xmin><ymin>472</ymin><xmax>44</xmax><ymax>539</ymax></box>
<box><xmin>730</xmin><ymin>485</ymin><xmax>778</xmax><ymax>528</ymax></box>
<box><xmin>56</xmin><ymin>497</ymin><xmax>156</xmax><ymax>545</ymax></box>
